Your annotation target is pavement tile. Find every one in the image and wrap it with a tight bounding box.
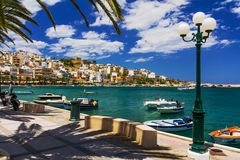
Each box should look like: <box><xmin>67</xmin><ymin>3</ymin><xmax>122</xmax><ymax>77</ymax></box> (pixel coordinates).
<box><xmin>41</xmin><ymin>146</ymin><xmax>88</xmax><ymax>160</ymax></box>
<box><xmin>0</xmin><ymin>142</ymin><xmax>28</xmax><ymax>157</ymax></box>
<box><xmin>79</xmin><ymin>141</ymin><xmax>129</xmax><ymax>157</ymax></box>
<box><xmin>26</xmin><ymin>136</ymin><xmax>65</xmax><ymax>151</ymax></box>
<box><xmin>13</xmin><ymin>154</ymin><xmax>46</xmax><ymax>160</ymax></box>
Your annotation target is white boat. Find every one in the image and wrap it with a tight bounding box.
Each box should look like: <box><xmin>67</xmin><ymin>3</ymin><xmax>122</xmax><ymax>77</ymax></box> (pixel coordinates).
<box><xmin>144</xmin><ymin>117</ymin><xmax>193</xmax><ymax>132</ymax></box>
<box><xmin>64</xmin><ymin>98</ymin><xmax>98</xmax><ymax>110</ymax></box>
<box><xmin>34</xmin><ymin>96</ymin><xmax>70</xmax><ymax>106</ymax></box>
<box><xmin>14</xmin><ymin>91</ymin><xmax>33</xmax><ymax>95</ymax></box>
<box><xmin>144</xmin><ymin>98</ymin><xmax>181</xmax><ymax>109</ymax></box>
<box><xmin>158</xmin><ymin>106</ymin><xmax>184</xmax><ymax>114</ymax></box>
<box><xmin>37</xmin><ymin>93</ymin><xmax>62</xmax><ymax>100</ymax></box>
<box><xmin>177</xmin><ymin>86</ymin><xmax>195</xmax><ymax>90</ymax></box>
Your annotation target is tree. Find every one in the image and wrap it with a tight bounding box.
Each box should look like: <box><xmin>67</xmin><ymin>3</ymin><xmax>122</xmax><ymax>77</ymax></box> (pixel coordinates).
<box><xmin>0</xmin><ymin>0</ymin><xmax>123</xmax><ymax>45</ymax></box>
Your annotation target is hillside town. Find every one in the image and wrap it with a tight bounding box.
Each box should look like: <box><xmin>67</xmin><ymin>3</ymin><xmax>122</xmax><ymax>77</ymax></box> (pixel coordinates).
<box><xmin>0</xmin><ymin>50</ymin><xmax>186</xmax><ymax>86</ymax></box>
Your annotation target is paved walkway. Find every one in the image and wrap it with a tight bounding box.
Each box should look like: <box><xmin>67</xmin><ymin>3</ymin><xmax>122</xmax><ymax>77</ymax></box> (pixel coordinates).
<box><xmin>0</xmin><ymin>105</ymin><xmax>239</xmax><ymax>160</ymax></box>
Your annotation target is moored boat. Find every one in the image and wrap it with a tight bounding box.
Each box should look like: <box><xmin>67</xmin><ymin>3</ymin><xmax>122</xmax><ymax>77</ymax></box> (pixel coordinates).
<box><xmin>177</xmin><ymin>85</ymin><xmax>195</xmax><ymax>90</ymax></box>
<box><xmin>209</xmin><ymin>126</ymin><xmax>240</xmax><ymax>144</ymax></box>
<box><xmin>34</xmin><ymin>96</ymin><xmax>70</xmax><ymax>108</ymax></box>
<box><xmin>37</xmin><ymin>93</ymin><xmax>62</xmax><ymax>100</ymax></box>
<box><xmin>143</xmin><ymin>116</ymin><xmax>193</xmax><ymax>132</ymax></box>
<box><xmin>14</xmin><ymin>91</ymin><xmax>34</xmax><ymax>95</ymax></box>
<box><xmin>64</xmin><ymin>98</ymin><xmax>98</xmax><ymax>110</ymax></box>
<box><xmin>157</xmin><ymin>106</ymin><xmax>184</xmax><ymax>114</ymax></box>
<box><xmin>144</xmin><ymin>98</ymin><xmax>182</xmax><ymax>110</ymax></box>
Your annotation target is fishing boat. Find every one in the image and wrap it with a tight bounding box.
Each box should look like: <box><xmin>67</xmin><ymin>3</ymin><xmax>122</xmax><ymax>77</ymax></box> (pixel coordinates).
<box><xmin>14</xmin><ymin>91</ymin><xmax>34</xmax><ymax>95</ymax></box>
<box><xmin>37</xmin><ymin>93</ymin><xmax>62</xmax><ymax>100</ymax></box>
<box><xmin>177</xmin><ymin>85</ymin><xmax>195</xmax><ymax>90</ymax></box>
<box><xmin>209</xmin><ymin>126</ymin><xmax>240</xmax><ymax>144</ymax></box>
<box><xmin>157</xmin><ymin>105</ymin><xmax>184</xmax><ymax>114</ymax></box>
<box><xmin>35</xmin><ymin>92</ymin><xmax>98</xmax><ymax>110</ymax></box>
<box><xmin>144</xmin><ymin>98</ymin><xmax>182</xmax><ymax>109</ymax></box>
<box><xmin>143</xmin><ymin>116</ymin><xmax>193</xmax><ymax>132</ymax></box>
<box><xmin>34</xmin><ymin>95</ymin><xmax>70</xmax><ymax>108</ymax></box>
<box><xmin>81</xmin><ymin>89</ymin><xmax>96</xmax><ymax>94</ymax></box>
<box><xmin>63</xmin><ymin>98</ymin><xmax>98</xmax><ymax>110</ymax></box>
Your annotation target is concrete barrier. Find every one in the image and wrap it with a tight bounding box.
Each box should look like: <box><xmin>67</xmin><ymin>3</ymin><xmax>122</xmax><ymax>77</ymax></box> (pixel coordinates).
<box><xmin>84</xmin><ymin>115</ymin><xmax>90</xmax><ymax>129</ymax></box>
<box><xmin>113</xmin><ymin>118</ymin><xmax>130</xmax><ymax>136</ymax></box>
<box><xmin>136</xmin><ymin>125</ymin><xmax>157</xmax><ymax>148</ymax></box>
<box><xmin>126</xmin><ymin>121</ymin><xmax>141</xmax><ymax>140</ymax></box>
<box><xmin>89</xmin><ymin>115</ymin><xmax>113</xmax><ymax>131</ymax></box>
<box><xmin>22</xmin><ymin>102</ymin><xmax>45</xmax><ymax>113</ymax></box>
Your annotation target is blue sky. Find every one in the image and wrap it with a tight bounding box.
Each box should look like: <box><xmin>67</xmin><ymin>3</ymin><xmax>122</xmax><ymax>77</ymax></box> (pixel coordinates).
<box><xmin>2</xmin><ymin>0</ymin><xmax>240</xmax><ymax>84</ymax></box>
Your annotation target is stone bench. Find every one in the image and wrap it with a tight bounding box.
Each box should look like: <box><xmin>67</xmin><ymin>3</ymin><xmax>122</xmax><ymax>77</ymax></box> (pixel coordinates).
<box><xmin>87</xmin><ymin>115</ymin><xmax>113</xmax><ymax>131</ymax></box>
<box><xmin>113</xmin><ymin>118</ymin><xmax>130</xmax><ymax>136</ymax></box>
<box><xmin>126</xmin><ymin>121</ymin><xmax>141</xmax><ymax>140</ymax></box>
<box><xmin>135</xmin><ymin>125</ymin><xmax>157</xmax><ymax>148</ymax></box>
<box><xmin>22</xmin><ymin>102</ymin><xmax>45</xmax><ymax>113</ymax></box>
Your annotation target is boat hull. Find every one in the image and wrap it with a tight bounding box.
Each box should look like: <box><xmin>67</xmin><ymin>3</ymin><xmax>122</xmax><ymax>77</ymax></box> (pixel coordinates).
<box><xmin>148</xmin><ymin>124</ymin><xmax>192</xmax><ymax>132</ymax></box>
<box><xmin>210</xmin><ymin>136</ymin><xmax>240</xmax><ymax>145</ymax></box>
<box><xmin>158</xmin><ymin>107</ymin><xmax>184</xmax><ymax>114</ymax></box>
<box><xmin>34</xmin><ymin>100</ymin><xmax>98</xmax><ymax>110</ymax></box>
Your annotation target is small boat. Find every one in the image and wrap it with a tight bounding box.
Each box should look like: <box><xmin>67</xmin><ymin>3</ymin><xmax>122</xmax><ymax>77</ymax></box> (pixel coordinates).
<box><xmin>144</xmin><ymin>98</ymin><xmax>182</xmax><ymax>109</ymax></box>
<box><xmin>14</xmin><ymin>91</ymin><xmax>34</xmax><ymax>95</ymax></box>
<box><xmin>157</xmin><ymin>106</ymin><xmax>184</xmax><ymax>114</ymax></box>
<box><xmin>209</xmin><ymin>126</ymin><xmax>240</xmax><ymax>144</ymax></box>
<box><xmin>64</xmin><ymin>98</ymin><xmax>98</xmax><ymax>110</ymax></box>
<box><xmin>34</xmin><ymin>96</ymin><xmax>70</xmax><ymax>107</ymax></box>
<box><xmin>81</xmin><ymin>89</ymin><xmax>96</xmax><ymax>94</ymax></box>
<box><xmin>144</xmin><ymin>116</ymin><xmax>193</xmax><ymax>132</ymax></box>
<box><xmin>37</xmin><ymin>93</ymin><xmax>62</xmax><ymax>100</ymax></box>
<box><xmin>177</xmin><ymin>85</ymin><xmax>195</xmax><ymax>90</ymax></box>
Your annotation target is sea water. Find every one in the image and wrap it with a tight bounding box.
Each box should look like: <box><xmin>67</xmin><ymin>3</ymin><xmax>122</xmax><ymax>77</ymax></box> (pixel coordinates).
<box><xmin>13</xmin><ymin>86</ymin><xmax>240</xmax><ymax>148</ymax></box>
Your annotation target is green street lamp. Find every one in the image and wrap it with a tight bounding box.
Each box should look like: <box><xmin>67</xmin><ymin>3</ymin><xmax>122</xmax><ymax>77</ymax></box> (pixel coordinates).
<box><xmin>177</xmin><ymin>12</ymin><xmax>216</xmax><ymax>155</ymax></box>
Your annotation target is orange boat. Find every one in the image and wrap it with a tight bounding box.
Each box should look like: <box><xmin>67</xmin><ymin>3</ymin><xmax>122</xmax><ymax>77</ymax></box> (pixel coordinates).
<box><xmin>209</xmin><ymin>126</ymin><xmax>240</xmax><ymax>144</ymax></box>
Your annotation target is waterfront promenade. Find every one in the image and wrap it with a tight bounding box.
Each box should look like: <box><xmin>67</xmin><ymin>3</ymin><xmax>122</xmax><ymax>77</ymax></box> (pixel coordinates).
<box><xmin>0</xmin><ymin>104</ymin><xmax>239</xmax><ymax>159</ymax></box>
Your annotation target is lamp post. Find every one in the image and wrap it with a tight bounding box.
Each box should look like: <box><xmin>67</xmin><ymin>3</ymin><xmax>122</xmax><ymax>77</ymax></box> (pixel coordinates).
<box><xmin>177</xmin><ymin>12</ymin><xmax>216</xmax><ymax>155</ymax></box>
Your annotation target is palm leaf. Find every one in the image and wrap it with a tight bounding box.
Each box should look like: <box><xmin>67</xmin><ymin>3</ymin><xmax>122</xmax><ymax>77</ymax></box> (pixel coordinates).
<box><xmin>96</xmin><ymin>0</ymin><xmax>121</xmax><ymax>35</ymax></box>
<box><xmin>0</xmin><ymin>30</ymin><xmax>15</xmax><ymax>44</ymax></box>
<box><xmin>70</xmin><ymin>0</ymin><xmax>89</xmax><ymax>27</ymax></box>
<box><xmin>106</xmin><ymin>0</ymin><xmax>123</xmax><ymax>21</ymax></box>
<box><xmin>6</xmin><ymin>22</ymin><xmax>33</xmax><ymax>43</ymax></box>
<box><xmin>88</xmin><ymin>0</ymin><xmax>99</xmax><ymax>12</ymax></box>
<box><xmin>36</xmin><ymin>0</ymin><xmax>56</xmax><ymax>29</ymax></box>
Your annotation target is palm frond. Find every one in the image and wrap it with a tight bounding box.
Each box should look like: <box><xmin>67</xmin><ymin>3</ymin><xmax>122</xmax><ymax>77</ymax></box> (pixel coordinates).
<box><xmin>106</xmin><ymin>0</ymin><xmax>123</xmax><ymax>21</ymax></box>
<box><xmin>88</xmin><ymin>0</ymin><xmax>99</xmax><ymax>12</ymax></box>
<box><xmin>96</xmin><ymin>0</ymin><xmax>121</xmax><ymax>35</ymax></box>
<box><xmin>36</xmin><ymin>0</ymin><xmax>56</xmax><ymax>29</ymax></box>
<box><xmin>70</xmin><ymin>0</ymin><xmax>89</xmax><ymax>27</ymax></box>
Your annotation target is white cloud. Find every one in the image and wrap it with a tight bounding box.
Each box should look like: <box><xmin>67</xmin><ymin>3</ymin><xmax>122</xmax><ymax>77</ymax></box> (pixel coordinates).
<box><xmin>45</xmin><ymin>25</ymin><xmax>76</xmax><ymax>39</ymax></box>
<box><xmin>125</xmin><ymin>56</ymin><xmax>154</xmax><ymax>63</ymax></box>
<box><xmin>232</xmin><ymin>7</ymin><xmax>240</xmax><ymax>14</ymax></box>
<box><xmin>220</xmin><ymin>39</ymin><xmax>236</xmax><ymax>46</ymax></box>
<box><xmin>220</xmin><ymin>0</ymin><xmax>240</xmax><ymax>15</ymax></box>
<box><xmin>1</xmin><ymin>32</ymin><xmax>48</xmax><ymax>54</ymax></box>
<box><xmin>82</xmin><ymin>31</ymin><xmax>106</xmax><ymax>39</ymax></box>
<box><xmin>123</xmin><ymin>0</ymin><xmax>226</xmax><ymax>54</ymax></box>
<box><xmin>123</xmin><ymin>0</ymin><xmax>188</xmax><ymax>31</ymax></box>
<box><xmin>49</xmin><ymin>31</ymin><xmax>124</xmax><ymax>59</ymax></box>
<box><xmin>21</xmin><ymin>0</ymin><xmax>62</xmax><ymax>14</ymax></box>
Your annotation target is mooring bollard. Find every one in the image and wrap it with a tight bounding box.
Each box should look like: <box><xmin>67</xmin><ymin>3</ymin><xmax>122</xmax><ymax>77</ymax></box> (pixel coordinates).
<box><xmin>70</xmin><ymin>99</ymin><xmax>81</xmax><ymax>121</ymax></box>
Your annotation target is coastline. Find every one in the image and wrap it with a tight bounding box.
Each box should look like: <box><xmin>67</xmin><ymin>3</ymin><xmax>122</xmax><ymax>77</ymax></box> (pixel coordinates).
<box><xmin>1</xmin><ymin>83</ymin><xmax>240</xmax><ymax>88</ymax></box>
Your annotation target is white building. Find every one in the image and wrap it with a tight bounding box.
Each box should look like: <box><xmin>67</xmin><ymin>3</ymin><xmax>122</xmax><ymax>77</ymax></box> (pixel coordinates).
<box><xmin>89</xmin><ymin>72</ymin><xmax>102</xmax><ymax>83</ymax></box>
<box><xmin>148</xmin><ymin>72</ymin><xmax>156</xmax><ymax>79</ymax></box>
<box><xmin>128</xmin><ymin>69</ymin><xmax>135</xmax><ymax>76</ymax></box>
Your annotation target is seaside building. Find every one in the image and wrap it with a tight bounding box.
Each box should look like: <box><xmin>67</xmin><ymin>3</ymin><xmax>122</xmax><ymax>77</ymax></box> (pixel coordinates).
<box><xmin>148</xmin><ymin>72</ymin><xmax>156</xmax><ymax>79</ymax></box>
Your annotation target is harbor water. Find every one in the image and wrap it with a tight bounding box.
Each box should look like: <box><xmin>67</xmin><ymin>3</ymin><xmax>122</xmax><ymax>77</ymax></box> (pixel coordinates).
<box><xmin>11</xmin><ymin>86</ymin><xmax>240</xmax><ymax>148</ymax></box>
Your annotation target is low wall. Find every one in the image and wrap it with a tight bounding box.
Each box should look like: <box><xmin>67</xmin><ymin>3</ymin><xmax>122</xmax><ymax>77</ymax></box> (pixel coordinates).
<box><xmin>19</xmin><ymin>100</ymin><xmax>240</xmax><ymax>153</ymax></box>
